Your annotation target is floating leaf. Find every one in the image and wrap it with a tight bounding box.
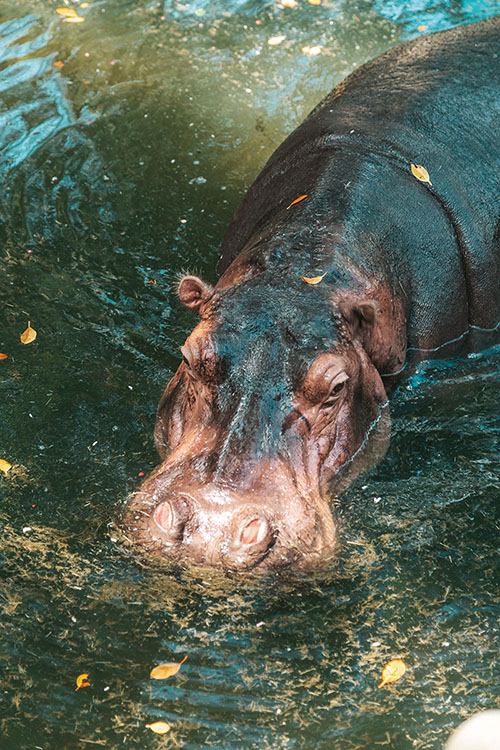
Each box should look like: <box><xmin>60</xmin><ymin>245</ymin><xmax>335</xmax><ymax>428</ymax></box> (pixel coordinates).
<box><xmin>150</xmin><ymin>655</ymin><xmax>187</xmax><ymax>680</ymax></box>
<box><xmin>301</xmin><ymin>272</ymin><xmax>327</xmax><ymax>285</ymax></box>
<box><xmin>378</xmin><ymin>659</ymin><xmax>406</xmax><ymax>688</ymax></box>
<box><xmin>63</xmin><ymin>15</ymin><xmax>85</xmax><ymax>23</ymax></box>
<box><xmin>268</xmin><ymin>35</ymin><xmax>286</xmax><ymax>46</ymax></box>
<box><xmin>54</xmin><ymin>60</ymin><xmax>64</xmax><ymax>68</ymax></box>
<box><xmin>56</xmin><ymin>7</ymin><xmax>79</xmax><ymax>17</ymax></box>
<box><xmin>282</xmin><ymin>0</ymin><xmax>298</xmax><ymax>6</ymax></box>
<box><xmin>20</xmin><ymin>322</ymin><xmax>37</xmax><ymax>345</ymax></box>
<box><xmin>75</xmin><ymin>673</ymin><xmax>90</xmax><ymax>691</ymax></box>
<box><xmin>302</xmin><ymin>45</ymin><xmax>322</xmax><ymax>56</ymax></box>
<box><xmin>0</xmin><ymin>353</ymin><xmax>7</xmax><ymax>360</ymax></box>
<box><xmin>81</xmin><ymin>2</ymin><xmax>90</xmax><ymax>6</ymax></box>
<box><xmin>410</xmin><ymin>163</ymin><xmax>432</xmax><ymax>186</ymax></box>
<box><xmin>146</xmin><ymin>721</ymin><xmax>171</xmax><ymax>735</ymax></box>
<box><xmin>417</xmin><ymin>25</ymin><xmax>428</xmax><ymax>31</ymax></box>
<box><xmin>308</xmin><ymin>0</ymin><xmax>321</xmax><ymax>4</ymax></box>
<box><xmin>0</xmin><ymin>460</ymin><xmax>12</xmax><ymax>475</ymax></box>
<box><xmin>287</xmin><ymin>194</ymin><xmax>307</xmax><ymax>209</ymax></box>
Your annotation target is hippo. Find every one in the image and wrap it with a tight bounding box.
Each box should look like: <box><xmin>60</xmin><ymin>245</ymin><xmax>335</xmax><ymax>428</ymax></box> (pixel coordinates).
<box><xmin>124</xmin><ymin>17</ymin><xmax>500</xmax><ymax>572</ymax></box>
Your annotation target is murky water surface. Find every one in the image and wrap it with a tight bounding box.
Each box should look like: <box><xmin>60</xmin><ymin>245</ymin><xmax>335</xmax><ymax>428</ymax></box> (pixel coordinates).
<box><xmin>1</xmin><ymin>1</ymin><xmax>500</xmax><ymax>748</ymax></box>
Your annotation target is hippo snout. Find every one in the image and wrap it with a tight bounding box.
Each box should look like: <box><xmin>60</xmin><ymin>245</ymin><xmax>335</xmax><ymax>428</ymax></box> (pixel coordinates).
<box><xmin>124</xmin><ymin>478</ymin><xmax>337</xmax><ymax>572</ymax></box>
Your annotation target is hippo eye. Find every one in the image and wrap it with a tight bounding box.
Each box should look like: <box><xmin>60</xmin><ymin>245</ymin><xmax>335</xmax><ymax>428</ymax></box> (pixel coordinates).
<box><xmin>322</xmin><ymin>376</ymin><xmax>348</xmax><ymax>407</ymax></box>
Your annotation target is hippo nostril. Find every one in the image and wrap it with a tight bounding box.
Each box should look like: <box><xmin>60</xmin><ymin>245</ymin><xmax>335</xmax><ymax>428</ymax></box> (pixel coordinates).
<box><xmin>153</xmin><ymin>501</ymin><xmax>173</xmax><ymax>533</ymax></box>
<box><xmin>240</xmin><ymin>518</ymin><xmax>269</xmax><ymax>546</ymax></box>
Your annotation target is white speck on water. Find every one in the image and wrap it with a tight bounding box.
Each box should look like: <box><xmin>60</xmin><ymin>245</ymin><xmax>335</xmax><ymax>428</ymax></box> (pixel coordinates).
<box><xmin>22</xmin><ymin>526</ymin><xmax>32</xmax><ymax>534</ymax></box>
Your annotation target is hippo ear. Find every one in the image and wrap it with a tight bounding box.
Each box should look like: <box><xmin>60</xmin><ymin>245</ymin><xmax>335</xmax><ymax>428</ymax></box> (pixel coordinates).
<box><xmin>340</xmin><ymin>299</ymin><xmax>380</xmax><ymax>337</ymax></box>
<box><xmin>339</xmin><ymin>297</ymin><xmax>406</xmax><ymax>373</ymax></box>
<box><xmin>339</xmin><ymin>299</ymin><xmax>382</xmax><ymax>361</ymax></box>
<box><xmin>177</xmin><ymin>275</ymin><xmax>213</xmax><ymax>314</ymax></box>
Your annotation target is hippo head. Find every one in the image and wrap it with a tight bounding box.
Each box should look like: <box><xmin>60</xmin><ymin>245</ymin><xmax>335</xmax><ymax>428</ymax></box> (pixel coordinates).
<box><xmin>124</xmin><ymin>265</ymin><xmax>398</xmax><ymax>572</ymax></box>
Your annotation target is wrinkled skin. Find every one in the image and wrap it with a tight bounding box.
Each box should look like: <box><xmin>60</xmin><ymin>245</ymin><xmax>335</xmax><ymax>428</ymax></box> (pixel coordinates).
<box><xmin>124</xmin><ymin>18</ymin><xmax>500</xmax><ymax>571</ymax></box>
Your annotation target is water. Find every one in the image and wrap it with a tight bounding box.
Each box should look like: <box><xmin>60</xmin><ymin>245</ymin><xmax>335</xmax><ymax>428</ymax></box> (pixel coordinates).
<box><xmin>1</xmin><ymin>1</ymin><xmax>500</xmax><ymax>747</ymax></box>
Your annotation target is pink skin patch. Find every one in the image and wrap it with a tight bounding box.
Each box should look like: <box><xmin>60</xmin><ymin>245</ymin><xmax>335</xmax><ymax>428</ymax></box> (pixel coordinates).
<box><xmin>240</xmin><ymin>518</ymin><xmax>268</xmax><ymax>545</ymax></box>
<box><xmin>154</xmin><ymin>501</ymin><xmax>173</xmax><ymax>532</ymax></box>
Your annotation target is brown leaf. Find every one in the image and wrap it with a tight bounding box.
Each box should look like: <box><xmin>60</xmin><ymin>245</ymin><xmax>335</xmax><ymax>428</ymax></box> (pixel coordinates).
<box><xmin>20</xmin><ymin>322</ymin><xmax>37</xmax><ymax>345</ymax></box>
<box><xmin>150</xmin><ymin>655</ymin><xmax>187</xmax><ymax>680</ymax></box>
<box><xmin>0</xmin><ymin>459</ymin><xmax>12</xmax><ymax>475</ymax></box>
<box><xmin>287</xmin><ymin>194</ymin><xmax>308</xmax><ymax>209</ymax></box>
<box><xmin>410</xmin><ymin>163</ymin><xmax>432</xmax><ymax>186</ymax></box>
<box><xmin>378</xmin><ymin>659</ymin><xmax>406</xmax><ymax>688</ymax></box>
<box><xmin>0</xmin><ymin>353</ymin><xmax>7</xmax><ymax>360</ymax></box>
<box><xmin>146</xmin><ymin>721</ymin><xmax>171</xmax><ymax>735</ymax></box>
<box><xmin>301</xmin><ymin>272</ymin><xmax>327</xmax><ymax>285</ymax></box>
<box><xmin>75</xmin><ymin>673</ymin><xmax>91</xmax><ymax>691</ymax></box>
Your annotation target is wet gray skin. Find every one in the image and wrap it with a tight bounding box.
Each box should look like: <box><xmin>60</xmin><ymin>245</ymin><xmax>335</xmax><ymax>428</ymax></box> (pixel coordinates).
<box><xmin>124</xmin><ymin>271</ymin><xmax>391</xmax><ymax>571</ymax></box>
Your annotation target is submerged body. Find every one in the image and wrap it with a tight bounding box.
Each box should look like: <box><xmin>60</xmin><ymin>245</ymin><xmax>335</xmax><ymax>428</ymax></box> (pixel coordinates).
<box><xmin>125</xmin><ymin>17</ymin><xmax>500</xmax><ymax>571</ymax></box>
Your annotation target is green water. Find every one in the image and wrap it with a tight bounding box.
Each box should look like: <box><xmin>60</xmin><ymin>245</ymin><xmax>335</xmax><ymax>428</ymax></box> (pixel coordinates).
<box><xmin>1</xmin><ymin>1</ymin><xmax>500</xmax><ymax>748</ymax></box>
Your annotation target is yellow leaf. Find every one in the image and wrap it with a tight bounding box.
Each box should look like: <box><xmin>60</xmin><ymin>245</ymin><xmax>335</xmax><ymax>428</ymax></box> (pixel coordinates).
<box><xmin>410</xmin><ymin>163</ymin><xmax>432</xmax><ymax>186</ymax></box>
<box><xmin>301</xmin><ymin>272</ymin><xmax>327</xmax><ymax>285</ymax></box>
<box><xmin>0</xmin><ymin>459</ymin><xmax>12</xmax><ymax>475</ymax></box>
<box><xmin>75</xmin><ymin>673</ymin><xmax>90</xmax><ymax>691</ymax></box>
<box><xmin>63</xmin><ymin>15</ymin><xmax>86</xmax><ymax>23</ymax></box>
<box><xmin>150</xmin><ymin>655</ymin><xmax>187</xmax><ymax>680</ymax></box>
<box><xmin>282</xmin><ymin>0</ymin><xmax>298</xmax><ymax>6</ymax></box>
<box><xmin>146</xmin><ymin>721</ymin><xmax>171</xmax><ymax>735</ymax></box>
<box><xmin>54</xmin><ymin>61</ymin><xmax>64</xmax><ymax>68</ymax></box>
<box><xmin>268</xmin><ymin>35</ymin><xmax>286</xmax><ymax>46</ymax></box>
<box><xmin>287</xmin><ymin>194</ymin><xmax>307</xmax><ymax>209</ymax></box>
<box><xmin>418</xmin><ymin>25</ymin><xmax>428</xmax><ymax>31</ymax></box>
<box><xmin>20</xmin><ymin>322</ymin><xmax>37</xmax><ymax>345</ymax></box>
<box><xmin>378</xmin><ymin>659</ymin><xmax>406</xmax><ymax>688</ymax></box>
<box><xmin>308</xmin><ymin>0</ymin><xmax>321</xmax><ymax>4</ymax></box>
<box><xmin>81</xmin><ymin>2</ymin><xmax>90</xmax><ymax>6</ymax></box>
<box><xmin>302</xmin><ymin>45</ymin><xmax>322</xmax><ymax>56</ymax></box>
<box><xmin>0</xmin><ymin>353</ymin><xmax>7</xmax><ymax>360</ymax></box>
<box><xmin>56</xmin><ymin>7</ymin><xmax>79</xmax><ymax>17</ymax></box>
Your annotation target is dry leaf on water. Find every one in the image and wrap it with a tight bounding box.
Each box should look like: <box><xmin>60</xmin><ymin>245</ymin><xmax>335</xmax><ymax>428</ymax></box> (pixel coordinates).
<box><xmin>0</xmin><ymin>353</ymin><xmax>7</xmax><ymax>360</ymax></box>
<box><xmin>301</xmin><ymin>272</ymin><xmax>327</xmax><ymax>285</ymax></box>
<box><xmin>302</xmin><ymin>46</ymin><xmax>322</xmax><ymax>56</ymax></box>
<box><xmin>150</xmin><ymin>655</ymin><xmax>187</xmax><ymax>680</ymax></box>
<box><xmin>410</xmin><ymin>163</ymin><xmax>432</xmax><ymax>186</ymax></box>
<box><xmin>75</xmin><ymin>673</ymin><xmax>90</xmax><ymax>691</ymax></box>
<box><xmin>20</xmin><ymin>322</ymin><xmax>37</xmax><ymax>345</ymax></box>
<box><xmin>287</xmin><ymin>194</ymin><xmax>307</xmax><ymax>209</ymax></box>
<box><xmin>56</xmin><ymin>7</ymin><xmax>79</xmax><ymax>16</ymax></box>
<box><xmin>378</xmin><ymin>659</ymin><xmax>406</xmax><ymax>688</ymax></box>
<box><xmin>268</xmin><ymin>35</ymin><xmax>286</xmax><ymax>46</ymax></box>
<box><xmin>0</xmin><ymin>460</ymin><xmax>12</xmax><ymax>475</ymax></box>
<box><xmin>146</xmin><ymin>721</ymin><xmax>171</xmax><ymax>735</ymax></box>
<box><xmin>63</xmin><ymin>16</ymin><xmax>86</xmax><ymax>23</ymax></box>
